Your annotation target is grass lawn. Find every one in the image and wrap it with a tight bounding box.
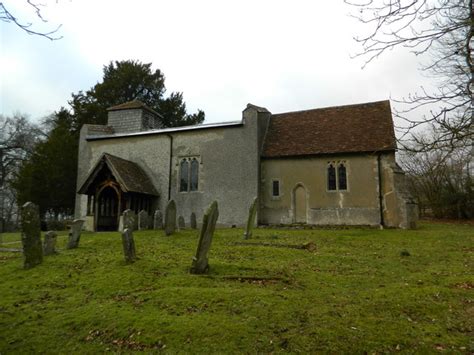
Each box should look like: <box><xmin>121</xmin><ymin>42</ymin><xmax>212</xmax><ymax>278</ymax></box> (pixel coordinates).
<box><xmin>0</xmin><ymin>222</ymin><xmax>473</xmax><ymax>353</ymax></box>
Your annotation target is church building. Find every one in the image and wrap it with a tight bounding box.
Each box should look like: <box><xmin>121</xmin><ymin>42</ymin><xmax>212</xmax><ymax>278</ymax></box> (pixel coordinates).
<box><xmin>74</xmin><ymin>100</ymin><xmax>416</xmax><ymax>231</ymax></box>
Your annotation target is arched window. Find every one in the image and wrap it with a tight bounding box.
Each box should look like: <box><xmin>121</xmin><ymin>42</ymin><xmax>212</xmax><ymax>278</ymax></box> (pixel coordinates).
<box><xmin>180</xmin><ymin>159</ymin><xmax>189</xmax><ymax>192</ymax></box>
<box><xmin>327</xmin><ymin>163</ymin><xmax>336</xmax><ymax>190</ymax></box>
<box><xmin>338</xmin><ymin>163</ymin><xmax>347</xmax><ymax>190</ymax></box>
<box><xmin>190</xmin><ymin>158</ymin><xmax>199</xmax><ymax>191</ymax></box>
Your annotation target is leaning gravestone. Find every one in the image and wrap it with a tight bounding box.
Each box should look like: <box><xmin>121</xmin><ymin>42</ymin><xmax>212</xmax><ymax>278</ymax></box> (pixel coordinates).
<box><xmin>43</xmin><ymin>231</ymin><xmax>58</xmax><ymax>256</ymax></box>
<box><xmin>153</xmin><ymin>210</ymin><xmax>163</xmax><ymax>229</ymax></box>
<box><xmin>123</xmin><ymin>209</ymin><xmax>136</xmax><ymax>231</ymax></box>
<box><xmin>190</xmin><ymin>212</ymin><xmax>197</xmax><ymax>229</ymax></box>
<box><xmin>121</xmin><ymin>228</ymin><xmax>137</xmax><ymax>263</ymax></box>
<box><xmin>138</xmin><ymin>210</ymin><xmax>149</xmax><ymax>230</ymax></box>
<box><xmin>190</xmin><ymin>201</ymin><xmax>219</xmax><ymax>274</ymax></box>
<box><xmin>178</xmin><ymin>216</ymin><xmax>185</xmax><ymax>229</ymax></box>
<box><xmin>21</xmin><ymin>202</ymin><xmax>43</xmax><ymax>269</ymax></box>
<box><xmin>164</xmin><ymin>200</ymin><xmax>177</xmax><ymax>236</ymax></box>
<box><xmin>243</xmin><ymin>197</ymin><xmax>258</xmax><ymax>239</ymax></box>
<box><xmin>67</xmin><ymin>219</ymin><xmax>84</xmax><ymax>249</ymax></box>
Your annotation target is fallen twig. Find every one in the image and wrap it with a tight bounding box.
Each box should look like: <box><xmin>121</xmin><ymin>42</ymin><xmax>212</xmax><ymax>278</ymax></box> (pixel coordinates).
<box><xmin>232</xmin><ymin>241</ymin><xmax>316</xmax><ymax>251</ymax></box>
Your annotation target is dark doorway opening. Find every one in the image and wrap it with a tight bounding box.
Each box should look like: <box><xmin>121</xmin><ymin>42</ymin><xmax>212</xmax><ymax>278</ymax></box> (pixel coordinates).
<box><xmin>97</xmin><ymin>186</ymin><xmax>120</xmax><ymax>231</ymax></box>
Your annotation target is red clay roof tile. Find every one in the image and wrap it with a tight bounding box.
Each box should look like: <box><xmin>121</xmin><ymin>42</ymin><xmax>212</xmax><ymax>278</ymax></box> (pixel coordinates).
<box><xmin>262</xmin><ymin>100</ymin><xmax>397</xmax><ymax>158</ymax></box>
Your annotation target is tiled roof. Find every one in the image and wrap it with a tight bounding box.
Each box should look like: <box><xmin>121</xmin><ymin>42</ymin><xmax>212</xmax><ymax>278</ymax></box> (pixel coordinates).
<box><xmin>107</xmin><ymin>100</ymin><xmax>162</xmax><ymax>117</ymax></box>
<box><xmin>262</xmin><ymin>100</ymin><xmax>397</xmax><ymax>158</ymax></box>
<box><xmin>78</xmin><ymin>153</ymin><xmax>158</xmax><ymax>196</ymax></box>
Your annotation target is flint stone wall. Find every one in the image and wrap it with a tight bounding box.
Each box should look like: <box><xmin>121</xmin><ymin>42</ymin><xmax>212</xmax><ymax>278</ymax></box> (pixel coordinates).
<box><xmin>74</xmin><ymin>106</ymin><xmax>268</xmax><ymax>229</ymax></box>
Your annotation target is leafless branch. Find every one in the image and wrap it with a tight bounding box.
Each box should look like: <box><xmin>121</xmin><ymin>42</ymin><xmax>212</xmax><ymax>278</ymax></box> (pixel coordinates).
<box><xmin>0</xmin><ymin>1</ymin><xmax>62</xmax><ymax>40</ymax></box>
<box><xmin>345</xmin><ymin>0</ymin><xmax>473</xmax><ymax>152</ymax></box>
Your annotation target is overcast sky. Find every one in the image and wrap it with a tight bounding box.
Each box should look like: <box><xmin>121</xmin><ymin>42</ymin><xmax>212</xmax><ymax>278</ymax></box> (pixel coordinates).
<box><xmin>0</xmin><ymin>0</ymin><xmax>432</xmax><ymax>126</ymax></box>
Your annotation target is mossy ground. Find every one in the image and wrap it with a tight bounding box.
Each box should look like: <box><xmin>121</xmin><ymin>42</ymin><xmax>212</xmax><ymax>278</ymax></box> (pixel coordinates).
<box><xmin>0</xmin><ymin>222</ymin><xmax>473</xmax><ymax>353</ymax></box>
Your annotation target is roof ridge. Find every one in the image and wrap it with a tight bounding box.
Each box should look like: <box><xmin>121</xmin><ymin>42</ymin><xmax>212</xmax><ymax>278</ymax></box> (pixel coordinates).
<box><xmin>103</xmin><ymin>152</ymin><xmax>135</xmax><ymax>163</ymax></box>
<box><xmin>272</xmin><ymin>100</ymin><xmax>390</xmax><ymax>117</ymax></box>
<box><xmin>107</xmin><ymin>100</ymin><xmax>163</xmax><ymax>117</ymax></box>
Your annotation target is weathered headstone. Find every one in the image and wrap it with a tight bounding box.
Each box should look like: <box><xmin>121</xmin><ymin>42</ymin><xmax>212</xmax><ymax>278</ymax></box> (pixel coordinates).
<box><xmin>43</xmin><ymin>231</ymin><xmax>58</xmax><ymax>256</ymax></box>
<box><xmin>190</xmin><ymin>201</ymin><xmax>219</xmax><ymax>274</ymax></box>
<box><xmin>178</xmin><ymin>215</ymin><xmax>185</xmax><ymax>229</ymax></box>
<box><xmin>123</xmin><ymin>209</ymin><xmax>136</xmax><ymax>231</ymax></box>
<box><xmin>138</xmin><ymin>210</ymin><xmax>149</xmax><ymax>230</ymax></box>
<box><xmin>153</xmin><ymin>210</ymin><xmax>163</xmax><ymax>229</ymax></box>
<box><xmin>164</xmin><ymin>200</ymin><xmax>177</xmax><ymax>236</ymax></box>
<box><xmin>190</xmin><ymin>212</ymin><xmax>197</xmax><ymax>229</ymax></box>
<box><xmin>21</xmin><ymin>202</ymin><xmax>43</xmax><ymax>269</ymax></box>
<box><xmin>243</xmin><ymin>197</ymin><xmax>258</xmax><ymax>239</ymax></box>
<box><xmin>121</xmin><ymin>228</ymin><xmax>137</xmax><ymax>263</ymax></box>
<box><xmin>67</xmin><ymin>219</ymin><xmax>84</xmax><ymax>249</ymax></box>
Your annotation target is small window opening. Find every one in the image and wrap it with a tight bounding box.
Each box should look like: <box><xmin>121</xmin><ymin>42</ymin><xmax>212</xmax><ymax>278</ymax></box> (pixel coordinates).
<box><xmin>272</xmin><ymin>180</ymin><xmax>280</xmax><ymax>197</ymax></box>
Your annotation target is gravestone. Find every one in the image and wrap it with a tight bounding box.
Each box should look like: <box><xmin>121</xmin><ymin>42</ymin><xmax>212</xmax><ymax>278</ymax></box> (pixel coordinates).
<box><xmin>190</xmin><ymin>212</ymin><xmax>197</xmax><ymax>229</ymax></box>
<box><xmin>190</xmin><ymin>201</ymin><xmax>219</xmax><ymax>274</ymax></box>
<box><xmin>164</xmin><ymin>200</ymin><xmax>177</xmax><ymax>236</ymax></box>
<box><xmin>406</xmin><ymin>201</ymin><xmax>418</xmax><ymax>229</ymax></box>
<box><xmin>243</xmin><ymin>197</ymin><xmax>258</xmax><ymax>239</ymax></box>
<box><xmin>153</xmin><ymin>210</ymin><xmax>163</xmax><ymax>229</ymax></box>
<box><xmin>67</xmin><ymin>219</ymin><xmax>84</xmax><ymax>249</ymax></box>
<box><xmin>21</xmin><ymin>202</ymin><xmax>43</xmax><ymax>269</ymax></box>
<box><xmin>43</xmin><ymin>231</ymin><xmax>58</xmax><ymax>256</ymax></box>
<box><xmin>123</xmin><ymin>209</ymin><xmax>136</xmax><ymax>231</ymax></box>
<box><xmin>138</xmin><ymin>210</ymin><xmax>149</xmax><ymax>230</ymax></box>
<box><xmin>121</xmin><ymin>228</ymin><xmax>137</xmax><ymax>263</ymax></box>
<box><xmin>178</xmin><ymin>216</ymin><xmax>185</xmax><ymax>229</ymax></box>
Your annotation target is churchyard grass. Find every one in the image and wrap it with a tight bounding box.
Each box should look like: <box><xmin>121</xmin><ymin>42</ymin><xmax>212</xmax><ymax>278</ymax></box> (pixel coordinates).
<box><xmin>0</xmin><ymin>222</ymin><xmax>472</xmax><ymax>353</ymax></box>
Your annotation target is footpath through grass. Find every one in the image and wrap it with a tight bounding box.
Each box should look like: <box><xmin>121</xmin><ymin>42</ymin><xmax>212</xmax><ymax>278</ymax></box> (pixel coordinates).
<box><xmin>0</xmin><ymin>223</ymin><xmax>472</xmax><ymax>353</ymax></box>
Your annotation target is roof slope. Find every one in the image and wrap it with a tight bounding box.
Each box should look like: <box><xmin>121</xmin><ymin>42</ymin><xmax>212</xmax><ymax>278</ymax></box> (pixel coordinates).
<box><xmin>107</xmin><ymin>100</ymin><xmax>162</xmax><ymax>117</ymax></box>
<box><xmin>78</xmin><ymin>153</ymin><xmax>158</xmax><ymax>196</ymax></box>
<box><xmin>262</xmin><ymin>100</ymin><xmax>397</xmax><ymax>158</ymax></box>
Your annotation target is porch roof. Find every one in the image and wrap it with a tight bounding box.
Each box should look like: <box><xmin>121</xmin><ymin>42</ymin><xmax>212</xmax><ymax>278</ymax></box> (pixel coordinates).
<box><xmin>77</xmin><ymin>153</ymin><xmax>159</xmax><ymax>196</ymax></box>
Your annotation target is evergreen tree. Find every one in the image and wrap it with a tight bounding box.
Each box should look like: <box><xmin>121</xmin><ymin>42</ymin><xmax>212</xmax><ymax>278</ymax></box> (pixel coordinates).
<box><xmin>70</xmin><ymin>60</ymin><xmax>204</xmax><ymax>130</ymax></box>
<box><xmin>13</xmin><ymin>109</ymin><xmax>77</xmax><ymax>218</ymax></box>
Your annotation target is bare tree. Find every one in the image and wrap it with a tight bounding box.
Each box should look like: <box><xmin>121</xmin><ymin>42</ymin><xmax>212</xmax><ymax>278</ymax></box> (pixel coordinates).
<box><xmin>0</xmin><ymin>0</ymin><xmax>62</xmax><ymax>40</ymax></box>
<box><xmin>345</xmin><ymin>0</ymin><xmax>473</xmax><ymax>152</ymax></box>
<box><xmin>0</xmin><ymin>114</ymin><xmax>43</xmax><ymax>231</ymax></box>
<box><xmin>400</xmin><ymin>143</ymin><xmax>473</xmax><ymax>219</ymax></box>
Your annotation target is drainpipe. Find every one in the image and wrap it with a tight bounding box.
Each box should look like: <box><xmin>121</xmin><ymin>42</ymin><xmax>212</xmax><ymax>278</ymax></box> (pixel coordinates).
<box><xmin>377</xmin><ymin>153</ymin><xmax>385</xmax><ymax>227</ymax></box>
<box><xmin>166</xmin><ymin>134</ymin><xmax>173</xmax><ymax>201</ymax></box>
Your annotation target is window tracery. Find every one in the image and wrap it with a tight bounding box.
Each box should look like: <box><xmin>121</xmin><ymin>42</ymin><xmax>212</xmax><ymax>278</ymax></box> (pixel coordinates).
<box><xmin>327</xmin><ymin>161</ymin><xmax>348</xmax><ymax>191</ymax></box>
<box><xmin>179</xmin><ymin>157</ymin><xmax>200</xmax><ymax>192</ymax></box>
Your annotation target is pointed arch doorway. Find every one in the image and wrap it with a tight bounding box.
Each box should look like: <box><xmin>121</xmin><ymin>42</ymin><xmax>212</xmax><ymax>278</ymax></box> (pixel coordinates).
<box><xmin>96</xmin><ymin>183</ymin><xmax>121</xmax><ymax>231</ymax></box>
<box><xmin>293</xmin><ymin>184</ymin><xmax>307</xmax><ymax>224</ymax></box>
